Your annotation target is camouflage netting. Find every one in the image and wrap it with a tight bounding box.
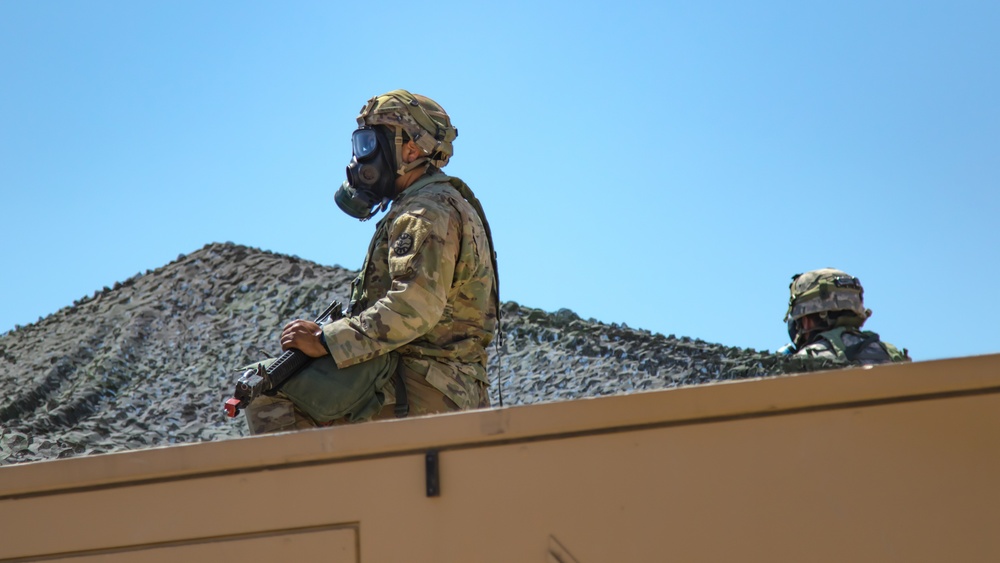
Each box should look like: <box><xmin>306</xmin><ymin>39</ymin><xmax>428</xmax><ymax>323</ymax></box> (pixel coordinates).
<box><xmin>0</xmin><ymin>243</ymin><xmax>848</xmax><ymax>465</ymax></box>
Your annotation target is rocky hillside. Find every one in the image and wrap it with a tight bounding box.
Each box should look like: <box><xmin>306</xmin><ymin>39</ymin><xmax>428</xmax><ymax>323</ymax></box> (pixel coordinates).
<box><xmin>0</xmin><ymin>243</ymin><xmax>830</xmax><ymax>465</ymax></box>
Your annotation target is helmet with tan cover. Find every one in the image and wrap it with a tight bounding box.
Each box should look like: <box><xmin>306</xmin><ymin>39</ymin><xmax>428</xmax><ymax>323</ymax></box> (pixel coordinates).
<box><xmin>357</xmin><ymin>89</ymin><xmax>458</xmax><ymax>173</ymax></box>
<box><xmin>784</xmin><ymin>268</ymin><xmax>871</xmax><ymax>323</ymax></box>
<box><xmin>784</xmin><ymin>268</ymin><xmax>872</xmax><ymax>345</ymax></box>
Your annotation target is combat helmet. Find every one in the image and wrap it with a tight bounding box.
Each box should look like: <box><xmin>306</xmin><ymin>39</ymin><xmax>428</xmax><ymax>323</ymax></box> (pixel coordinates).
<box><xmin>784</xmin><ymin>268</ymin><xmax>872</xmax><ymax>345</ymax></box>
<box><xmin>356</xmin><ymin>89</ymin><xmax>458</xmax><ymax>174</ymax></box>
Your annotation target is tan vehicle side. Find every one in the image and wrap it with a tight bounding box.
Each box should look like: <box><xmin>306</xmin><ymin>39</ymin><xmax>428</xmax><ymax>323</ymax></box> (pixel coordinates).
<box><xmin>2</xmin><ymin>354</ymin><xmax>999</xmax><ymax>562</ymax></box>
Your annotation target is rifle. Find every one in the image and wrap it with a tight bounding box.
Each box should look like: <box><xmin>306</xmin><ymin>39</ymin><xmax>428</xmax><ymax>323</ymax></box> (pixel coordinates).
<box><xmin>223</xmin><ymin>301</ymin><xmax>343</xmax><ymax>418</ymax></box>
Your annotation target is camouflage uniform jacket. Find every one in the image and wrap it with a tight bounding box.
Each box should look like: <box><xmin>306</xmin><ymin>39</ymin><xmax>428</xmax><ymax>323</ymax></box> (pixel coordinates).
<box><xmin>794</xmin><ymin>327</ymin><xmax>909</xmax><ymax>366</ymax></box>
<box><xmin>321</xmin><ymin>171</ymin><xmax>497</xmax><ymax>410</ymax></box>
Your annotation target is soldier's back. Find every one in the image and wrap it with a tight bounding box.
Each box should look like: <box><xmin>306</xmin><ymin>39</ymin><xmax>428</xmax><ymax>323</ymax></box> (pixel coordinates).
<box><xmin>795</xmin><ymin>327</ymin><xmax>905</xmax><ymax>366</ymax></box>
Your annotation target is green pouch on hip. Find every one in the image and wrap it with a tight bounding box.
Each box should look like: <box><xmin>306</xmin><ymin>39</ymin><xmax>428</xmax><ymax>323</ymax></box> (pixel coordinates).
<box><xmin>279</xmin><ymin>352</ymin><xmax>399</xmax><ymax>423</ymax></box>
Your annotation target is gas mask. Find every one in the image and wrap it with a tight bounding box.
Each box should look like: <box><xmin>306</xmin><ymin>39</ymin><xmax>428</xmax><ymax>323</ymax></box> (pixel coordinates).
<box><xmin>335</xmin><ymin>126</ymin><xmax>398</xmax><ymax>220</ymax></box>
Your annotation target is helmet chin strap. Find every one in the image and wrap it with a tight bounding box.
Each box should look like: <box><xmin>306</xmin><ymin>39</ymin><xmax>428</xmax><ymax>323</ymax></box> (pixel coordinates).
<box><xmin>391</xmin><ymin>126</ymin><xmax>434</xmax><ymax>176</ymax></box>
<box><xmin>392</xmin><ymin>127</ymin><xmax>404</xmax><ymax>171</ymax></box>
<box><xmin>397</xmin><ymin>158</ymin><xmax>432</xmax><ymax>176</ymax></box>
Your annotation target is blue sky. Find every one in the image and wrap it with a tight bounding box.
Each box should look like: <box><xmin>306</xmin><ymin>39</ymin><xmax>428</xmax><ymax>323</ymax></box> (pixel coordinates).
<box><xmin>1</xmin><ymin>1</ymin><xmax>997</xmax><ymax>361</ymax></box>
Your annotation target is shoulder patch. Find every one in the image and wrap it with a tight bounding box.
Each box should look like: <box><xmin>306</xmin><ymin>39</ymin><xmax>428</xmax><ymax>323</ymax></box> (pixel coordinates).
<box><xmin>392</xmin><ymin>232</ymin><xmax>414</xmax><ymax>256</ymax></box>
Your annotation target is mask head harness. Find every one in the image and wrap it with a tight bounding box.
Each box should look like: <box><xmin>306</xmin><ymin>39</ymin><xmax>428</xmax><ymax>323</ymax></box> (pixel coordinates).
<box><xmin>335</xmin><ymin>89</ymin><xmax>458</xmax><ymax>220</ymax></box>
<box><xmin>783</xmin><ymin>268</ymin><xmax>872</xmax><ymax>348</ymax></box>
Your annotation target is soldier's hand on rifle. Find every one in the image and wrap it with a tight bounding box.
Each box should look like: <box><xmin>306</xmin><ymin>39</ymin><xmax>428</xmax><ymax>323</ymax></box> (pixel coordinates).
<box><xmin>280</xmin><ymin>320</ymin><xmax>328</xmax><ymax>358</ymax></box>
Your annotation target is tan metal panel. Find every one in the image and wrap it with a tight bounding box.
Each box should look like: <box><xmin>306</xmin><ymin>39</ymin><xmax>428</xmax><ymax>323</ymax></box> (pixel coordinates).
<box><xmin>1</xmin><ymin>458</ymin><xmax>414</xmax><ymax>559</ymax></box>
<box><xmin>43</xmin><ymin>527</ymin><xmax>357</xmax><ymax>563</ymax></box>
<box><xmin>425</xmin><ymin>394</ymin><xmax>1000</xmax><ymax>562</ymax></box>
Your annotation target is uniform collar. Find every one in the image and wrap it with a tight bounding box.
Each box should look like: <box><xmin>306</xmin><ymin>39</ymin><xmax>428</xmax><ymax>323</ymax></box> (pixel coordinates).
<box><xmin>395</xmin><ymin>170</ymin><xmax>449</xmax><ymax>202</ymax></box>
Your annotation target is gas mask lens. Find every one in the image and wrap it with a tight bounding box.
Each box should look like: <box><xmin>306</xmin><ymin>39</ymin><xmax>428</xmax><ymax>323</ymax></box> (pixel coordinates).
<box><xmin>352</xmin><ymin>128</ymin><xmax>379</xmax><ymax>159</ymax></box>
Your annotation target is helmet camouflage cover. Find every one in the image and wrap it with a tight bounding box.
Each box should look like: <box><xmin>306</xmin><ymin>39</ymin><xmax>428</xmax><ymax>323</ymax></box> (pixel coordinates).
<box><xmin>784</xmin><ymin>268</ymin><xmax>871</xmax><ymax>326</ymax></box>
<box><xmin>357</xmin><ymin>89</ymin><xmax>458</xmax><ymax>171</ymax></box>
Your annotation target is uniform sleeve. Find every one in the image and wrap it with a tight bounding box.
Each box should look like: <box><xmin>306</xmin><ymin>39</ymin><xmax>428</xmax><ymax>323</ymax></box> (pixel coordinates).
<box><xmin>323</xmin><ymin>201</ymin><xmax>459</xmax><ymax>368</ymax></box>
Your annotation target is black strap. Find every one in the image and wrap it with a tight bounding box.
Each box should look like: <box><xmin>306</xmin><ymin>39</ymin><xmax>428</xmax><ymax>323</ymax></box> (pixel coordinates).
<box><xmin>393</xmin><ymin>370</ymin><xmax>409</xmax><ymax>418</ymax></box>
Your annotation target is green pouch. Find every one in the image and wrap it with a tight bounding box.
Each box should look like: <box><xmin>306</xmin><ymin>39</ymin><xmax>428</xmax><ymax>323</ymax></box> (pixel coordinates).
<box><xmin>278</xmin><ymin>353</ymin><xmax>399</xmax><ymax>423</ymax></box>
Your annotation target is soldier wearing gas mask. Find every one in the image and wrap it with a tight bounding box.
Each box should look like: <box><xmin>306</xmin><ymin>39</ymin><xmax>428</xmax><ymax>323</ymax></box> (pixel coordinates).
<box><xmin>779</xmin><ymin>268</ymin><xmax>909</xmax><ymax>365</ymax></box>
<box><xmin>244</xmin><ymin>90</ymin><xmax>500</xmax><ymax>434</ymax></box>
